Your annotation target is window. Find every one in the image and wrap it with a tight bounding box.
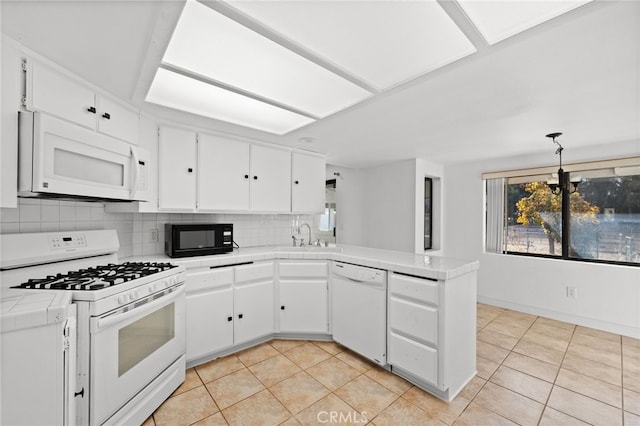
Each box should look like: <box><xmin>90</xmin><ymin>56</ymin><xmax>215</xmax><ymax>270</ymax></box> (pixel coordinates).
<box><xmin>424</xmin><ymin>177</ymin><xmax>433</xmax><ymax>250</ymax></box>
<box><xmin>485</xmin><ymin>159</ymin><xmax>640</xmax><ymax>266</ymax></box>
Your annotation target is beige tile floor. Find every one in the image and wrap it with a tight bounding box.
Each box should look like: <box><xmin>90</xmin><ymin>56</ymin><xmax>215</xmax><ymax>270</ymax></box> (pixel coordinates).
<box><xmin>144</xmin><ymin>304</ymin><xmax>640</xmax><ymax>425</ymax></box>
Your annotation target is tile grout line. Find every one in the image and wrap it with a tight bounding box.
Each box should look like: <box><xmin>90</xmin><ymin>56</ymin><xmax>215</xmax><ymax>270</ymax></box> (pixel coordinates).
<box><xmin>476</xmin><ymin>311</ymin><xmax>543</xmax><ymax>424</ymax></box>
<box><xmin>534</xmin><ymin>319</ymin><xmax>577</xmax><ymax>426</ymax></box>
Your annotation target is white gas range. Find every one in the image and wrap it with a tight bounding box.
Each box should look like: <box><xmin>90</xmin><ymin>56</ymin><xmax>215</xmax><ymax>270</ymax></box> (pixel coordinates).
<box><xmin>0</xmin><ymin>230</ymin><xmax>186</xmax><ymax>426</ymax></box>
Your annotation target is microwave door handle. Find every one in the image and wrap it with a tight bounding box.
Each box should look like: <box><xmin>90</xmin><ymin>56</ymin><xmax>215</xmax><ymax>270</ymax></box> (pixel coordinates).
<box><xmin>130</xmin><ymin>146</ymin><xmax>139</xmax><ymax>200</ymax></box>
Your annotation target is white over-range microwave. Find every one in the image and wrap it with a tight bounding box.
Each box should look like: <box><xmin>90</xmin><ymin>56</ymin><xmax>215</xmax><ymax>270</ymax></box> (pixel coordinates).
<box><xmin>18</xmin><ymin>111</ymin><xmax>150</xmax><ymax>202</ymax></box>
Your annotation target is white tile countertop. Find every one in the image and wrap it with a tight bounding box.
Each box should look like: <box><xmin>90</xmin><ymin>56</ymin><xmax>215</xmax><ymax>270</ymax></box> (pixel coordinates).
<box><xmin>128</xmin><ymin>245</ymin><xmax>479</xmax><ymax>281</ymax></box>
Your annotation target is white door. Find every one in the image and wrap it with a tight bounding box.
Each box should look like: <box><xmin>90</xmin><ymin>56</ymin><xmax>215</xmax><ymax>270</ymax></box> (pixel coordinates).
<box><xmin>292</xmin><ymin>153</ymin><xmax>326</xmax><ymax>213</ymax></box>
<box><xmin>186</xmin><ymin>287</ymin><xmax>234</xmax><ymax>362</ymax></box>
<box><xmin>279</xmin><ymin>280</ymin><xmax>328</xmax><ymax>333</ymax></box>
<box><xmin>96</xmin><ymin>94</ymin><xmax>139</xmax><ymax>144</ymax></box>
<box><xmin>234</xmin><ymin>281</ymin><xmax>274</xmax><ymax>344</ymax></box>
<box><xmin>250</xmin><ymin>145</ymin><xmax>291</xmax><ymax>212</ymax></box>
<box><xmin>198</xmin><ymin>133</ymin><xmax>250</xmax><ymax>211</ymax></box>
<box><xmin>27</xmin><ymin>60</ymin><xmax>97</xmax><ymax>130</ymax></box>
<box><xmin>158</xmin><ymin>126</ymin><xmax>197</xmax><ymax>211</ymax></box>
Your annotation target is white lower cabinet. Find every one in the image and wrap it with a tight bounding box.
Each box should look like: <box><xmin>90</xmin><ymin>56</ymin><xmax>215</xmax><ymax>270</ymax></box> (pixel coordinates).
<box><xmin>234</xmin><ymin>278</ymin><xmax>275</xmax><ymax>344</ymax></box>
<box><xmin>277</xmin><ymin>261</ymin><xmax>328</xmax><ymax>334</ymax></box>
<box><xmin>185</xmin><ymin>267</ymin><xmax>234</xmax><ymax>361</ymax></box>
<box><xmin>184</xmin><ymin>262</ymin><xmax>275</xmax><ymax>363</ymax></box>
<box><xmin>388</xmin><ymin>271</ymin><xmax>476</xmax><ymax>401</ymax></box>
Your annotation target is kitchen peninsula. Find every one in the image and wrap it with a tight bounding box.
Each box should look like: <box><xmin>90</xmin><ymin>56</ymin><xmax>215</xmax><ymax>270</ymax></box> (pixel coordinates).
<box><xmin>137</xmin><ymin>245</ymin><xmax>479</xmax><ymax>402</ymax></box>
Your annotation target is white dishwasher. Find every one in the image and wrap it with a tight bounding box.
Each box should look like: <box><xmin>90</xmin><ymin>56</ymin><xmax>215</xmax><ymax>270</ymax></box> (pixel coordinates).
<box><xmin>331</xmin><ymin>262</ymin><xmax>387</xmax><ymax>366</ymax></box>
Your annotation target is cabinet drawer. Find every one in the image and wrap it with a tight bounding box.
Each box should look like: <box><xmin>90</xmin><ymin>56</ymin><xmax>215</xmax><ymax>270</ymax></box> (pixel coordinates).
<box><xmin>279</xmin><ymin>261</ymin><xmax>328</xmax><ymax>279</ymax></box>
<box><xmin>389</xmin><ymin>332</ymin><xmax>438</xmax><ymax>385</ymax></box>
<box><xmin>389</xmin><ymin>297</ymin><xmax>438</xmax><ymax>346</ymax></box>
<box><xmin>390</xmin><ymin>273</ymin><xmax>438</xmax><ymax>305</ymax></box>
<box><xmin>235</xmin><ymin>262</ymin><xmax>274</xmax><ymax>284</ymax></box>
<box><xmin>186</xmin><ymin>268</ymin><xmax>233</xmax><ymax>293</ymax></box>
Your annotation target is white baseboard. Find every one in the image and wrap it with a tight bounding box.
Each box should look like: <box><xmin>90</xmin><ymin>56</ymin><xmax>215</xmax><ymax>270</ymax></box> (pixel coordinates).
<box><xmin>477</xmin><ymin>295</ymin><xmax>640</xmax><ymax>339</ymax></box>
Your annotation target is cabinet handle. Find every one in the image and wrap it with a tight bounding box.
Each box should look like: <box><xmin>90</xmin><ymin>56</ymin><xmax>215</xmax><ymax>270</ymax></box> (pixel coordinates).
<box><xmin>102</xmin><ymin>112</ymin><xmax>111</xmax><ymax>120</ymax></box>
<box><xmin>87</xmin><ymin>106</ymin><xmax>96</xmax><ymax>114</ymax></box>
<box><xmin>227</xmin><ymin>316</ymin><xmax>233</xmax><ymax>322</ymax></box>
<box><xmin>188</xmin><ymin>168</ymin><xmax>193</xmax><ymax>173</ymax></box>
<box><xmin>253</xmin><ymin>176</ymin><xmax>258</xmax><ymax>180</ymax></box>
<box><xmin>280</xmin><ymin>305</ymin><xmax>285</xmax><ymax>310</ymax></box>
<box><xmin>294</xmin><ymin>180</ymin><xmax>299</xmax><ymax>185</ymax></box>
<box><xmin>244</xmin><ymin>174</ymin><xmax>249</xmax><ymax>179</ymax></box>
<box><xmin>238</xmin><ymin>313</ymin><xmax>244</xmax><ymax>319</ymax></box>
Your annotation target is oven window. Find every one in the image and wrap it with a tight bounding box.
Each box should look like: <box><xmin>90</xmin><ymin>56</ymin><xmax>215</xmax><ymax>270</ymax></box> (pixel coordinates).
<box><xmin>118</xmin><ymin>303</ymin><xmax>175</xmax><ymax>377</ymax></box>
<box><xmin>179</xmin><ymin>230</ymin><xmax>216</xmax><ymax>250</ymax></box>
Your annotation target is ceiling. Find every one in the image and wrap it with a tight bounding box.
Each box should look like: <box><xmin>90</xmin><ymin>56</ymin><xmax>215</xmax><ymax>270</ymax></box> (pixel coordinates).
<box><xmin>1</xmin><ymin>1</ymin><xmax>638</xmax><ymax>168</ymax></box>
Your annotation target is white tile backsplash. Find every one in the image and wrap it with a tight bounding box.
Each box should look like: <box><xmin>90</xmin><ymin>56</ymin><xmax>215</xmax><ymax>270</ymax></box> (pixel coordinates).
<box><xmin>1</xmin><ymin>200</ymin><xmax>317</xmax><ymax>259</ymax></box>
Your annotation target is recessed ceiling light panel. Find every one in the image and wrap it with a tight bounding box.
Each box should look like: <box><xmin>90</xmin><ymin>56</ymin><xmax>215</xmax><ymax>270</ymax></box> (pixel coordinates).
<box><xmin>146</xmin><ymin>68</ymin><xmax>315</xmax><ymax>135</ymax></box>
<box><xmin>227</xmin><ymin>0</ymin><xmax>477</xmax><ymax>90</ymax></box>
<box><xmin>161</xmin><ymin>0</ymin><xmax>372</xmax><ymax>118</ymax></box>
<box><xmin>457</xmin><ymin>0</ymin><xmax>594</xmax><ymax>45</ymax></box>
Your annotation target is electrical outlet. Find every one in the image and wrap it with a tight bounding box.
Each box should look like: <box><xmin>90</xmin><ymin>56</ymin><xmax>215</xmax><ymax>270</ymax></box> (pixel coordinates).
<box><xmin>151</xmin><ymin>229</ymin><xmax>158</xmax><ymax>242</ymax></box>
<box><xmin>566</xmin><ymin>286</ymin><xmax>578</xmax><ymax>299</ymax></box>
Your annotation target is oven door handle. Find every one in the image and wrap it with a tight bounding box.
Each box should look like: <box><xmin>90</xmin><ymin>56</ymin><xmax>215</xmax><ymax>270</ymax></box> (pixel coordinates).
<box><xmin>92</xmin><ymin>285</ymin><xmax>184</xmax><ymax>332</ymax></box>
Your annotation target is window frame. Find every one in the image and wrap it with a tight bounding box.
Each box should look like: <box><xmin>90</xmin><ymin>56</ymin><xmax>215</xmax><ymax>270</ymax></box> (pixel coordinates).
<box><xmin>484</xmin><ymin>157</ymin><xmax>640</xmax><ymax>268</ymax></box>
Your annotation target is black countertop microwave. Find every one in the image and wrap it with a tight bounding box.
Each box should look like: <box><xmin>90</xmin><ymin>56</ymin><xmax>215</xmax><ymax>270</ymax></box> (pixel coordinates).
<box><xmin>165</xmin><ymin>223</ymin><xmax>233</xmax><ymax>258</ymax></box>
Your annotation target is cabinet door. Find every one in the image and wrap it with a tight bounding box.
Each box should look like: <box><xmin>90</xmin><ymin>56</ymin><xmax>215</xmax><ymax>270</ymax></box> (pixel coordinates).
<box><xmin>250</xmin><ymin>145</ymin><xmax>291</xmax><ymax>212</ymax></box>
<box><xmin>96</xmin><ymin>94</ymin><xmax>139</xmax><ymax>144</ymax></box>
<box><xmin>279</xmin><ymin>280</ymin><xmax>328</xmax><ymax>333</ymax></box>
<box><xmin>291</xmin><ymin>153</ymin><xmax>326</xmax><ymax>213</ymax></box>
<box><xmin>158</xmin><ymin>126</ymin><xmax>197</xmax><ymax>211</ymax></box>
<box><xmin>198</xmin><ymin>133</ymin><xmax>250</xmax><ymax>211</ymax></box>
<box><xmin>234</xmin><ymin>280</ymin><xmax>274</xmax><ymax>344</ymax></box>
<box><xmin>28</xmin><ymin>60</ymin><xmax>96</xmax><ymax>130</ymax></box>
<box><xmin>186</xmin><ymin>287</ymin><xmax>234</xmax><ymax>362</ymax></box>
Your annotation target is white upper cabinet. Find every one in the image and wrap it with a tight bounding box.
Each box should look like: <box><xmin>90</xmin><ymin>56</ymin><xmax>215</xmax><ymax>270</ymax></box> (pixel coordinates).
<box><xmin>291</xmin><ymin>152</ymin><xmax>326</xmax><ymax>213</ymax></box>
<box><xmin>158</xmin><ymin>126</ymin><xmax>197</xmax><ymax>211</ymax></box>
<box><xmin>198</xmin><ymin>133</ymin><xmax>250</xmax><ymax>211</ymax></box>
<box><xmin>26</xmin><ymin>59</ymin><xmax>139</xmax><ymax>144</ymax></box>
<box><xmin>95</xmin><ymin>94</ymin><xmax>140</xmax><ymax>144</ymax></box>
<box><xmin>157</xmin><ymin>127</ymin><xmax>323</xmax><ymax>213</ymax></box>
<box><xmin>250</xmin><ymin>145</ymin><xmax>291</xmax><ymax>212</ymax></box>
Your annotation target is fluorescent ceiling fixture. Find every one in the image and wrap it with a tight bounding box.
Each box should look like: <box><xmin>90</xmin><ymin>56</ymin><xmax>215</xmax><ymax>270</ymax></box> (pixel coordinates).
<box><xmin>146</xmin><ymin>68</ymin><xmax>315</xmax><ymax>135</ymax></box>
<box><xmin>161</xmin><ymin>0</ymin><xmax>372</xmax><ymax>118</ymax></box>
<box><xmin>227</xmin><ymin>0</ymin><xmax>476</xmax><ymax>91</ymax></box>
<box><xmin>457</xmin><ymin>0</ymin><xmax>594</xmax><ymax>45</ymax></box>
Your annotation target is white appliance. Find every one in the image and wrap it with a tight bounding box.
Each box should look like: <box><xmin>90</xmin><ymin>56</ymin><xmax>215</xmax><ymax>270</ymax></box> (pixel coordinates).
<box><xmin>331</xmin><ymin>261</ymin><xmax>387</xmax><ymax>366</ymax></box>
<box><xmin>1</xmin><ymin>292</ymin><xmax>76</xmax><ymax>426</ymax></box>
<box><xmin>18</xmin><ymin>111</ymin><xmax>150</xmax><ymax>202</ymax></box>
<box><xmin>0</xmin><ymin>230</ymin><xmax>186</xmax><ymax>426</ymax></box>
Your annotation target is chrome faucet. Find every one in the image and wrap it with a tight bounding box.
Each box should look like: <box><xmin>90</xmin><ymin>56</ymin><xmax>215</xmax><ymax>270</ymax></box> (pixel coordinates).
<box><xmin>299</xmin><ymin>223</ymin><xmax>311</xmax><ymax>247</ymax></box>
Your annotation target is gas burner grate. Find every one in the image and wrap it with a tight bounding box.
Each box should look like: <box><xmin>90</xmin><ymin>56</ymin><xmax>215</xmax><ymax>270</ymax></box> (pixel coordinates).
<box><xmin>12</xmin><ymin>261</ymin><xmax>178</xmax><ymax>291</ymax></box>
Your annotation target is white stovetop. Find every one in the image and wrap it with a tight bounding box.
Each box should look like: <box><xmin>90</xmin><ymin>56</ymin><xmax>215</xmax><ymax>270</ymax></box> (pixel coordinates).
<box><xmin>129</xmin><ymin>245</ymin><xmax>479</xmax><ymax>281</ymax></box>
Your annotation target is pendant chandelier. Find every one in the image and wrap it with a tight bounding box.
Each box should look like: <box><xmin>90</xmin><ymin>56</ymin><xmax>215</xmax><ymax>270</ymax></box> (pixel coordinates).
<box><xmin>545</xmin><ymin>132</ymin><xmax>581</xmax><ymax>195</ymax></box>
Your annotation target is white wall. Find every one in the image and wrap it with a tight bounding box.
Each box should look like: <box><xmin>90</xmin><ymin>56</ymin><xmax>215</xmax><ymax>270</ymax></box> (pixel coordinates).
<box><xmin>362</xmin><ymin>160</ymin><xmax>416</xmax><ymax>252</ymax></box>
<box><xmin>329</xmin><ymin>159</ymin><xmax>445</xmax><ymax>253</ymax></box>
<box><xmin>443</xmin><ymin>140</ymin><xmax>640</xmax><ymax>337</ymax></box>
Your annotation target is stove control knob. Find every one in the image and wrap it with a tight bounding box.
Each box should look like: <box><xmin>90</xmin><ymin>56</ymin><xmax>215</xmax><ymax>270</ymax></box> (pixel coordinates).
<box><xmin>148</xmin><ymin>285</ymin><xmax>155</xmax><ymax>294</ymax></box>
<box><xmin>129</xmin><ymin>292</ymin><xmax>137</xmax><ymax>301</ymax></box>
<box><xmin>117</xmin><ymin>295</ymin><xmax>128</xmax><ymax>305</ymax></box>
